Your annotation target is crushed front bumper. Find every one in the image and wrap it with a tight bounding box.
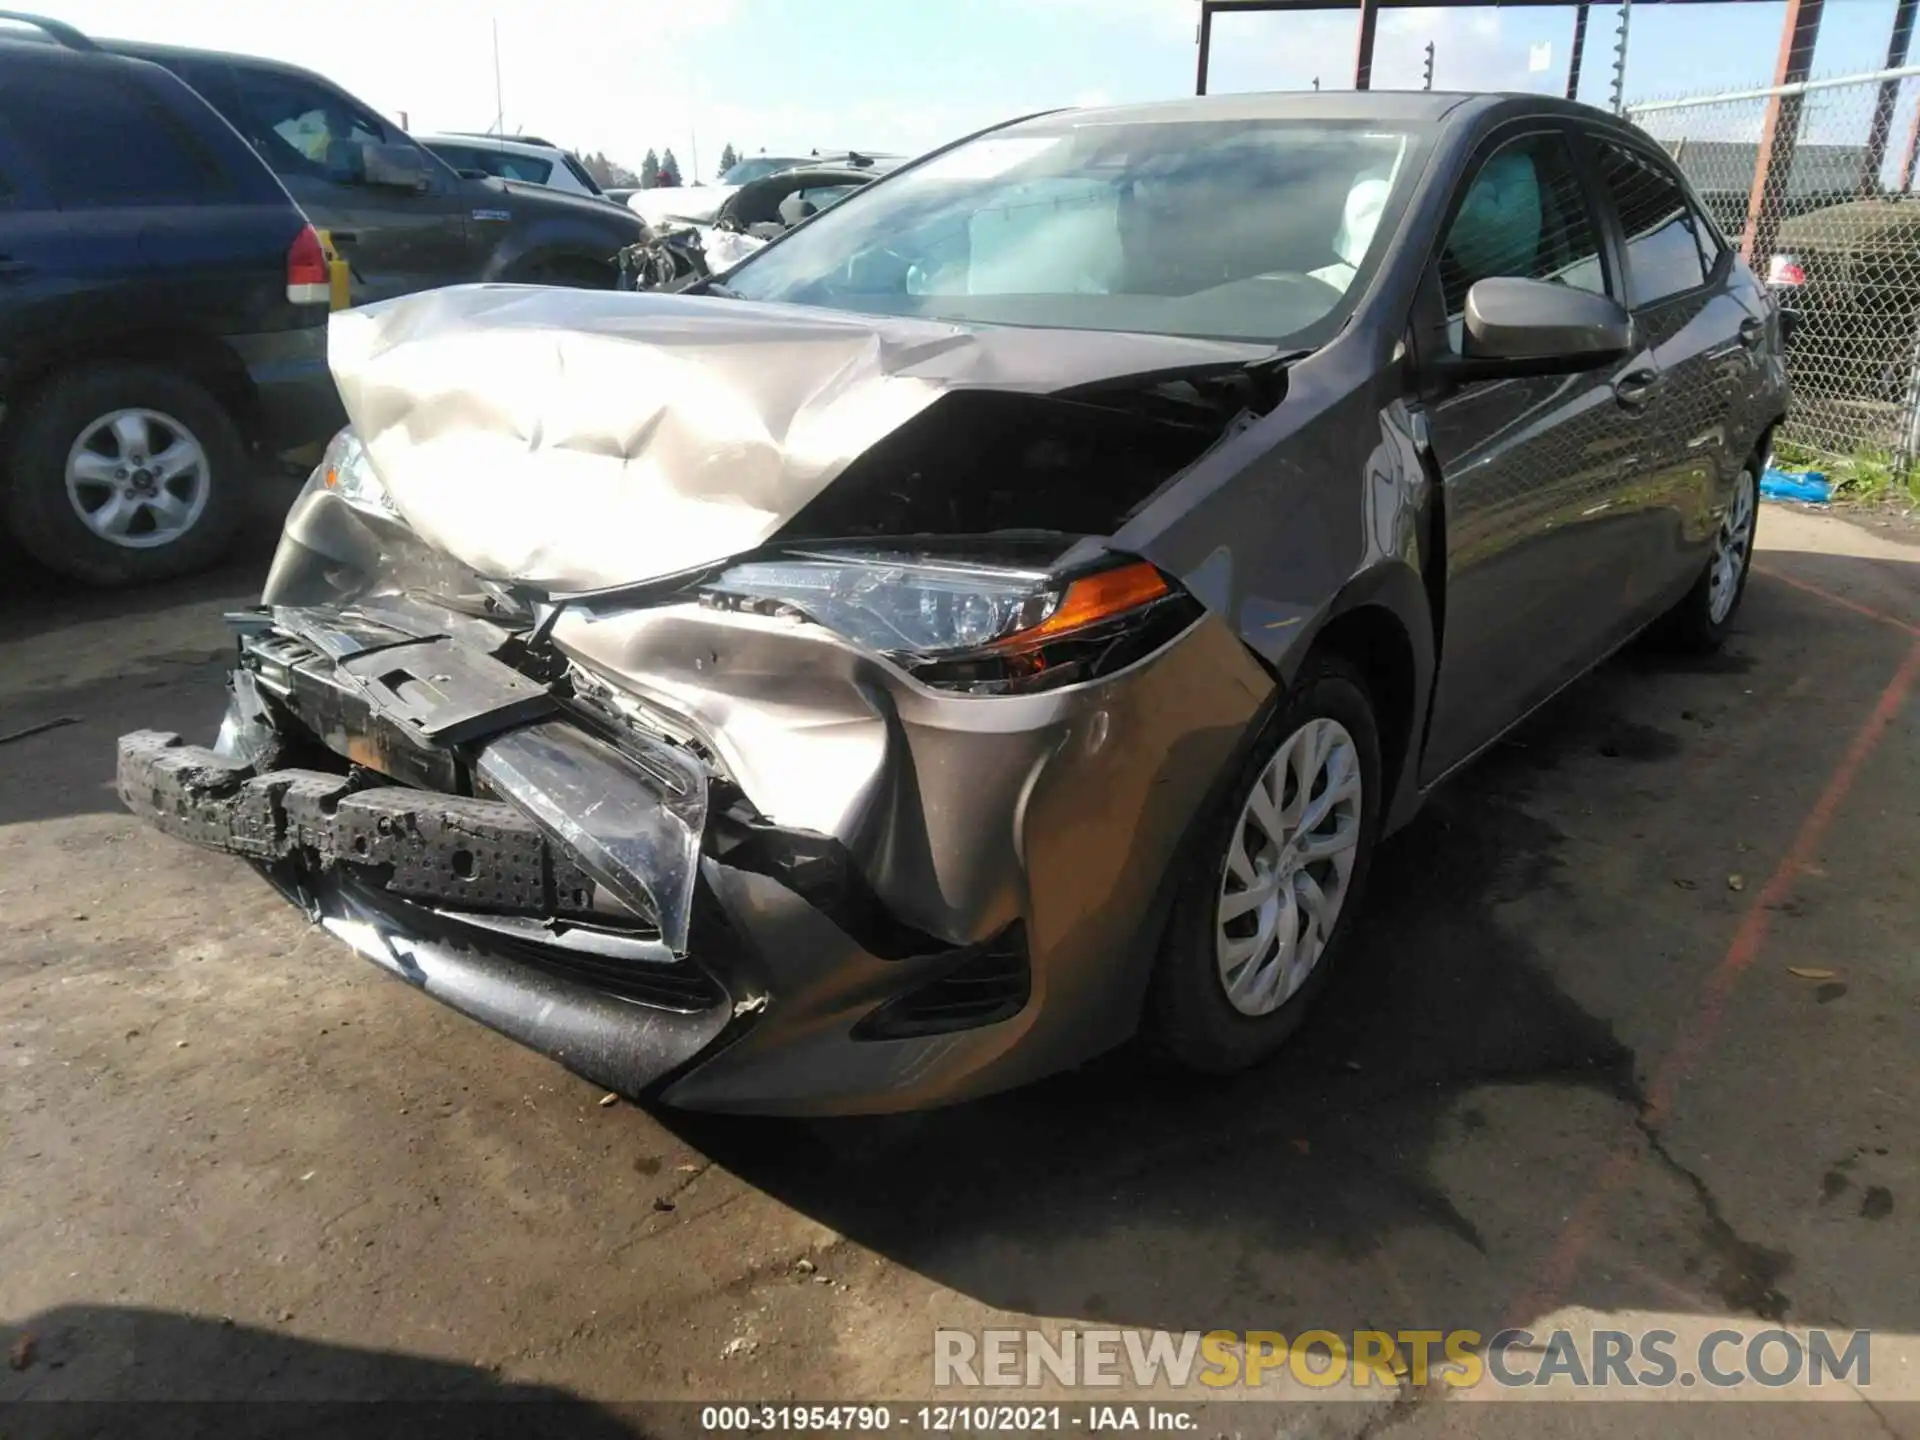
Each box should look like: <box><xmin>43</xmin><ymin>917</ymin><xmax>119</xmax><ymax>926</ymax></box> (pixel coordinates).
<box><xmin>118</xmin><ymin>590</ymin><xmax>1273</xmax><ymax>1115</ymax></box>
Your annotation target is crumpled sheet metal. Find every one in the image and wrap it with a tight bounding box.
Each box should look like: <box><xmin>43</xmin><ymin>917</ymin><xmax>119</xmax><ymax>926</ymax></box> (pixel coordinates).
<box><xmin>551</xmin><ymin>600</ymin><xmax>1274</xmax><ymax>955</ymax></box>
<box><xmin>327</xmin><ymin>285</ymin><xmax>1269</xmax><ymax>593</ymax></box>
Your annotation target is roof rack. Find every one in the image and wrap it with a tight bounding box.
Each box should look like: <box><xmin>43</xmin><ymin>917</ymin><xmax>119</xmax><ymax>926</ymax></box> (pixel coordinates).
<box><xmin>0</xmin><ymin>10</ymin><xmax>98</xmax><ymax>50</ymax></box>
<box><xmin>442</xmin><ymin>130</ymin><xmax>558</xmax><ymax>149</ymax></box>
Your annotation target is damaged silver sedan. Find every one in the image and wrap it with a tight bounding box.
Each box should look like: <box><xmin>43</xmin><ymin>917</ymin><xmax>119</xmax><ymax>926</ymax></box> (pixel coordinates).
<box><xmin>118</xmin><ymin>91</ymin><xmax>1788</xmax><ymax>1114</ymax></box>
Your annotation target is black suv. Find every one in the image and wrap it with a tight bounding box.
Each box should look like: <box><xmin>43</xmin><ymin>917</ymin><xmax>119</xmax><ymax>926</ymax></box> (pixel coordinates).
<box><xmin>0</xmin><ymin>20</ymin><xmax>344</xmax><ymax>584</ymax></box>
<box><xmin>95</xmin><ymin>36</ymin><xmax>649</xmax><ymax>302</ymax></box>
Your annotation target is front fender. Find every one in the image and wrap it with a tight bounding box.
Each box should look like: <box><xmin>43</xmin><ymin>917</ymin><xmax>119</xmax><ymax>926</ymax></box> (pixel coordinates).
<box><xmin>480</xmin><ymin>213</ymin><xmax>645</xmax><ymax>282</ymax></box>
<box><xmin>1110</xmin><ymin>333</ymin><xmax>1436</xmax><ymax>828</ymax></box>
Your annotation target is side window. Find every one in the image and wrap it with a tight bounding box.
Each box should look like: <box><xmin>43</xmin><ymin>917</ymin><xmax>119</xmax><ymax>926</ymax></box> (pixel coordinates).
<box><xmin>226</xmin><ymin>66</ymin><xmax>387</xmax><ymax>183</ymax></box>
<box><xmin>1691</xmin><ymin>203</ymin><xmax>1728</xmax><ymax>274</ymax></box>
<box><xmin>1593</xmin><ymin>141</ymin><xmax>1708</xmax><ymax>306</ymax></box>
<box><xmin>0</xmin><ymin>63</ymin><xmax>232</xmax><ymax>207</ymax></box>
<box><xmin>488</xmin><ymin>152</ymin><xmax>553</xmax><ymax>185</ymax></box>
<box><xmin>429</xmin><ymin>143</ymin><xmax>482</xmax><ymax>173</ymax></box>
<box><xmin>1438</xmin><ymin>130</ymin><xmax>1607</xmax><ymax>330</ymax></box>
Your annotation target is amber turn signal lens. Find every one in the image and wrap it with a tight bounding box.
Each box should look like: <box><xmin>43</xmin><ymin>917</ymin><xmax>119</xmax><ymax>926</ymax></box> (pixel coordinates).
<box><xmin>995</xmin><ymin>561</ymin><xmax>1169</xmax><ymax>650</ymax></box>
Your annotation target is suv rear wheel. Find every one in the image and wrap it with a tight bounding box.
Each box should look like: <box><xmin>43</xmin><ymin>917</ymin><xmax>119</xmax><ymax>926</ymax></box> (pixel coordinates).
<box><xmin>4</xmin><ymin>363</ymin><xmax>246</xmax><ymax>585</ymax></box>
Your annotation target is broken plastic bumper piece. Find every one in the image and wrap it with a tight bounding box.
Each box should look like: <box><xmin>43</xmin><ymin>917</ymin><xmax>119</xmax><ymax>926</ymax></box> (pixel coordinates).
<box><xmin>115</xmin><ymin>721</ymin><xmax>735</xmax><ymax>1096</ymax></box>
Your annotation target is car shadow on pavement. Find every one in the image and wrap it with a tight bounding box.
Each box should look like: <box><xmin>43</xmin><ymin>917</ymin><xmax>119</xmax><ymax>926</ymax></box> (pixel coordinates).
<box><xmin>667</xmin><ymin>545</ymin><xmax>1920</xmax><ymax>1344</ymax></box>
<box><xmin>0</xmin><ymin>503</ymin><xmax>286</xmax><ymax>828</ymax></box>
<box><xmin>0</xmin><ymin>1305</ymin><xmax>639</xmax><ymax>1437</ymax></box>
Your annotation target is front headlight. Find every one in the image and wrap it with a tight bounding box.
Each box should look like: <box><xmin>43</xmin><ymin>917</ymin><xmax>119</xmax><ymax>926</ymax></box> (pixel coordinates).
<box><xmin>311</xmin><ymin>428</ymin><xmax>398</xmax><ymax>519</ymax></box>
<box><xmin>699</xmin><ymin>550</ymin><xmax>1193</xmax><ymax>693</ymax></box>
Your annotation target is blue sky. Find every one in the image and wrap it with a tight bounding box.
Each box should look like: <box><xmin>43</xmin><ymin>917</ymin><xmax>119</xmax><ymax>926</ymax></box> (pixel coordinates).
<box><xmin>37</xmin><ymin>1</ymin><xmax>1919</xmax><ymax>176</ymax></box>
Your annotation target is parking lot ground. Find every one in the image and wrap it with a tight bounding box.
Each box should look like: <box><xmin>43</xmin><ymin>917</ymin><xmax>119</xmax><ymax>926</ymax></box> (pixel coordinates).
<box><xmin>1</xmin><ymin>505</ymin><xmax>1916</xmax><ymax>1437</ymax></box>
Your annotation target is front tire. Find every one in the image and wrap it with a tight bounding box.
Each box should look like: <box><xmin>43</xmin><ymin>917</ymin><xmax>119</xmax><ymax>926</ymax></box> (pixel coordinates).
<box><xmin>4</xmin><ymin>364</ymin><xmax>246</xmax><ymax>586</ymax></box>
<box><xmin>1146</xmin><ymin>656</ymin><xmax>1383</xmax><ymax>1074</ymax></box>
<box><xmin>1656</xmin><ymin>461</ymin><xmax>1758</xmax><ymax>653</ymax></box>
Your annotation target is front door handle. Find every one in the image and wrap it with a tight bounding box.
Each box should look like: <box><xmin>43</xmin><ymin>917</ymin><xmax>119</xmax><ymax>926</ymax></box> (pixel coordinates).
<box><xmin>1613</xmin><ymin>368</ymin><xmax>1663</xmax><ymax>408</ymax></box>
<box><xmin>0</xmin><ymin>257</ymin><xmax>30</xmax><ymax>277</ymax></box>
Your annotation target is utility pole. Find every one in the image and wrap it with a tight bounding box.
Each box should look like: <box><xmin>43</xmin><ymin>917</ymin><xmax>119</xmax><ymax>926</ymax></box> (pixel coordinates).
<box><xmin>1422</xmin><ymin>41</ymin><xmax>1435</xmax><ymax>90</ymax></box>
<box><xmin>491</xmin><ymin>18</ymin><xmax>505</xmax><ymax>135</ymax></box>
<box><xmin>1610</xmin><ymin>0</ymin><xmax>1631</xmax><ymax>115</ymax></box>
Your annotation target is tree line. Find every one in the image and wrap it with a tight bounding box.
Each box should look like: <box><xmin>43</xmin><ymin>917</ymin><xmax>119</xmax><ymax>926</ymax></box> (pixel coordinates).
<box><xmin>576</xmin><ymin>144</ymin><xmax>748</xmax><ymax>190</ymax></box>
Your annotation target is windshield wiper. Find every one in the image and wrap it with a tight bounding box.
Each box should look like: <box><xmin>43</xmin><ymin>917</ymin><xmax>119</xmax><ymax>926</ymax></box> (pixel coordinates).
<box><xmin>703</xmin><ymin>281</ymin><xmax>745</xmax><ymax>299</ymax></box>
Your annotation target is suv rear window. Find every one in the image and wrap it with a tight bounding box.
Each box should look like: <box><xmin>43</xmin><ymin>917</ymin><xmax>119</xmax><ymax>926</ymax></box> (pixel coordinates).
<box><xmin>0</xmin><ymin>60</ymin><xmax>233</xmax><ymax>207</ymax></box>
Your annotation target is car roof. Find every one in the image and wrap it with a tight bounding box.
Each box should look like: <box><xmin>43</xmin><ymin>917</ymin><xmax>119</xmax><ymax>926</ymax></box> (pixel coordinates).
<box><xmin>422</xmin><ymin>133</ymin><xmax>564</xmax><ymax>158</ymax></box>
<box><xmin>95</xmin><ymin>35</ymin><xmax>346</xmax><ymax>87</ymax></box>
<box><xmin>1004</xmin><ymin>89</ymin><xmax>1614</xmax><ymax>130</ymax></box>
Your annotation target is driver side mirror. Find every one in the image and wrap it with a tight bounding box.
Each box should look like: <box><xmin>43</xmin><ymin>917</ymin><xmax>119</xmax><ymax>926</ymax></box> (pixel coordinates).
<box><xmin>1449</xmin><ymin>276</ymin><xmax>1633</xmax><ymax>379</ymax></box>
<box><xmin>360</xmin><ymin>141</ymin><xmax>432</xmax><ymax>192</ymax></box>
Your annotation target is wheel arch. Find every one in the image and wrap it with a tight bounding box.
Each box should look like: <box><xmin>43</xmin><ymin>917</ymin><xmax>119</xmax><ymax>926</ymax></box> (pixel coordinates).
<box><xmin>1293</xmin><ymin>567</ymin><xmax>1434</xmax><ymax>830</ymax></box>
<box><xmin>0</xmin><ymin>330</ymin><xmax>259</xmax><ymax>460</ymax></box>
<box><xmin>482</xmin><ymin>221</ymin><xmax>629</xmax><ymax>286</ymax></box>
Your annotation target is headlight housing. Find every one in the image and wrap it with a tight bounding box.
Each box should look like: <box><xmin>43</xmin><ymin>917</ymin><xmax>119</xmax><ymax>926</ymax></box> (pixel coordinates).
<box><xmin>311</xmin><ymin>428</ymin><xmax>398</xmax><ymax>519</ymax></box>
<box><xmin>699</xmin><ymin>550</ymin><xmax>1196</xmax><ymax>694</ymax></box>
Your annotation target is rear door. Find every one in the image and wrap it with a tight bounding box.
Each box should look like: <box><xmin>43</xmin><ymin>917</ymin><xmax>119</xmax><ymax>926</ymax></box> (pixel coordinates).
<box><xmin>1417</xmin><ymin>123</ymin><xmax>1649</xmax><ymax>782</ymax></box>
<box><xmin>1584</xmin><ymin>135</ymin><xmax>1752</xmax><ymax>604</ymax></box>
<box><xmin>0</xmin><ymin>55</ymin><xmax>296</xmax><ymax>345</ymax></box>
<box><xmin>0</xmin><ymin>77</ymin><xmax>73</xmax><ymax>400</ymax></box>
<box><xmin>201</xmin><ymin>60</ymin><xmax>474</xmax><ymax>304</ymax></box>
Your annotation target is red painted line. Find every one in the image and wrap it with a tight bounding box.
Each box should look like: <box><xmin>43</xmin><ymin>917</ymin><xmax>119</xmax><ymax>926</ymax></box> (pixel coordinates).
<box><xmin>1507</xmin><ymin>638</ymin><xmax>1920</xmax><ymax>1329</ymax></box>
<box><xmin>1756</xmin><ymin>567</ymin><xmax>1920</xmax><ymax>638</ymax></box>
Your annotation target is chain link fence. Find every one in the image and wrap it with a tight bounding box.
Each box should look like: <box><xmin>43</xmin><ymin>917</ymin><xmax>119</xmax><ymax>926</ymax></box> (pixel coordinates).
<box><xmin>1628</xmin><ymin>67</ymin><xmax>1920</xmax><ymax>469</ymax></box>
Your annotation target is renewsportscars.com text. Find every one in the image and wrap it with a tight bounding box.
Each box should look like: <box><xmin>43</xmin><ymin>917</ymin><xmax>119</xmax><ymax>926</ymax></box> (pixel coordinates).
<box><xmin>934</xmin><ymin>1327</ymin><xmax>1873</xmax><ymax>1392</ymax></box>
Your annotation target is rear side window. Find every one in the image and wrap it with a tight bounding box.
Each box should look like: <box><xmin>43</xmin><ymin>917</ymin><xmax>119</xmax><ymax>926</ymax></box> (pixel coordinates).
<box><xmin>1438</xmin><ymin>130</ymin><xmax>1606</xmax><ymax>321</ymax></box>
<box><xmin>1593</xmin><ymin>141</ymin><xmax>1709</xmax><ymax>305</ymax></box>
<box><xmin>560</xmin><ymin>153</ymin><xmax>602</xmax><ymax>193</ymax></box>
<box><xmin>0</xmin><ymin>61</ymin><xmax>232</xmax><ymax>207</ymax></box>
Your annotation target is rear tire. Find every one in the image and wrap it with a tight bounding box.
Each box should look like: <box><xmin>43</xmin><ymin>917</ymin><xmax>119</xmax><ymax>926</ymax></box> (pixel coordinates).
<box><xmin>1146</xmin><ymin>656</ymin><xmax>1383</xmax><ymax>1074</ymax></box>
<box><xmin>1654</xmin><ymin>461</ymin><xmax>1759</xmax><ymax>653</ymax></box>
<box><xmin>4</xmin><ymin>363</ymin><xmax>247</xmax><ymax>586</ymax></box>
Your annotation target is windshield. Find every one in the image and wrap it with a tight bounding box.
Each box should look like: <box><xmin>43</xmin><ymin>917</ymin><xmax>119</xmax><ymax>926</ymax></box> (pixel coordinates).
<box><xmin>724</xmin><ymin>117</ymin><xmax>1421</xmax><ymax>344</ymax></box>
<box><xmin>723</xmin><ymin>155</ymin><xmax>811</xmax><ymax>185</ymax></box>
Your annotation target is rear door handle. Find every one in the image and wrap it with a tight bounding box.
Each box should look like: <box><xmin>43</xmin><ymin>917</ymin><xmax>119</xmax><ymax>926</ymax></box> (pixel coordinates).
<box><xmin>1613</xmin><ymin>368</ymin><xmax>1663</xmax><ymax>408</ymax></box>
<box><xmin>0</xmin><ymin>257</ymin><xmax>30</xmax><ymax>277</ymax></box>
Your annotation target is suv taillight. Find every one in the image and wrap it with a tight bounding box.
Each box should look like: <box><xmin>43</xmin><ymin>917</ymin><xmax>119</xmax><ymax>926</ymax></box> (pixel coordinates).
<box><xmin>287</xmin><ymin>224</ymin><xmax>330</xmax><ymax>305</ymax></box>
<box><xmin>1767</xmin><ymin>253</ymin><xmax>1807</xmax><ymax>287</ymax></box>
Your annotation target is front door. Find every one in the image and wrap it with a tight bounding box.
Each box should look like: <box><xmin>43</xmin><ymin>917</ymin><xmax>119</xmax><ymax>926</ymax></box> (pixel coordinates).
<box><xmin>1418</xmin><ymin>125</ymin><xmax>1652</xmax><ymax>782</ymax></box>
<box><xmin>211</xmin><ymin>61</ymin><xmax>473</xmax><ymax>305</ymax></box>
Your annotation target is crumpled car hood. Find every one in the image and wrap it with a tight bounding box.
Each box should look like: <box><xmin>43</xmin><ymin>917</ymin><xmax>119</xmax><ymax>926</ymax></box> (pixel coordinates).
<box><xmin>327</xmin><ymin>285</ymin><xmax>1270</xmax><ymax>593</ymax></box>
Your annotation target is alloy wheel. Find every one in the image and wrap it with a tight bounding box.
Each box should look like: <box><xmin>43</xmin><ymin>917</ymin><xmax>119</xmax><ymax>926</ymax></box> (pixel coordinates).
<box><xmin>64</xmin><ymin>408</ymin><xmax>211</xmax><ymax>550</ymax></box>
<box><xmin>1215</xmin><ymin>716</ymin><xmax>1364</xmax><ymax>1017</ymax></box>
<box><xmin>1708</xmin><ymin>467</ymin><xmax>1757</xmax><ymax>626</ymax></box>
